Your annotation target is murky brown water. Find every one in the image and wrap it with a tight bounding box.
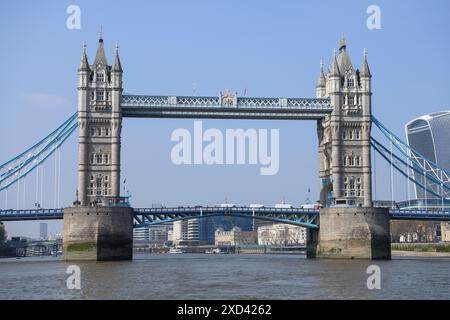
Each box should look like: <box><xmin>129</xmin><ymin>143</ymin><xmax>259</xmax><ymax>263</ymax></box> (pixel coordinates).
<box><xmin>0</xmin><ymin>253</ymin><xmax>449</xmax><ymax>299</ymax></box>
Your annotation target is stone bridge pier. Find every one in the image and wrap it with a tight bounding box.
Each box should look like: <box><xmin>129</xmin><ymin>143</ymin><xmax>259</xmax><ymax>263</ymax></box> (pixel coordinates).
<box><xmin>307</xmin><ymin>207</ymin><xmax>391</xmax><ymax>259</ymax></box>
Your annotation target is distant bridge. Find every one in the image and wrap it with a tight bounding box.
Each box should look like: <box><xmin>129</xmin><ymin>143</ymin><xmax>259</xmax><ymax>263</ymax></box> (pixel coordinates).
<box><xmin>1</xmin><ymin>206</ymin><xmax>450</xmax><ymax>230</ymax></box>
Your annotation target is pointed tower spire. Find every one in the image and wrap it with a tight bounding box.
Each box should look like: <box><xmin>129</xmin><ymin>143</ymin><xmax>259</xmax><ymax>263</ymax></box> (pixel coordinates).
<box><xmin>316</xmin><ymin>59</ymin><xmax>326</xmax><ymax>87</ymax></box>
<box><xmin>78</xmin><ymin>41</ymin><xmax>90</xmax><ymax>72</ymax></box>
<box><xmin>112</xmin><ymin>42</ymin><xmax>123</xmax><ymax>73</ymax></box>
<box><xmin>360</xmin><ymin>48</ymin><xmax>371</xmax><ymax>78</ymax></box>
<box><xmin>339</xmin><ymin>32</ymin><xmax>346</xmax><ymax>52</ymax></box>
<box><xmin>337</xmin><ymin>33</ymin><xmax>353</xmax><ymax>73</ymax></box>
<box><xmin>94</xmin><ymin>27</ymin><xmax>108</xmax><ymax>66</ymax></box>
<box><xmin>316</xmin><ymin>59</ymin><xmax>327</xmax><ymax>98</ymax></box>
<box><xmin>329</xmin><ymin>48</ymin><xmax>340</xmax><ymax>76</ymax></box>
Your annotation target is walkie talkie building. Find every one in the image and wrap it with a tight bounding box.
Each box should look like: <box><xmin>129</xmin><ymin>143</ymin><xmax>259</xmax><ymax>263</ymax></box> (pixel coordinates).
<box><xmin>405</xmin><ymin>111</ymin><xmax>450</xmax><ymax>200</ymax></box>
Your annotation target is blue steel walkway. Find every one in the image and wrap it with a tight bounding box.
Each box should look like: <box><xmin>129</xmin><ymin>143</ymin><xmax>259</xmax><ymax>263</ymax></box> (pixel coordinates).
<box><xmin>1</xmin><ymin>206</ymin><xmax>450</xmax><ymax>229</ymax></box>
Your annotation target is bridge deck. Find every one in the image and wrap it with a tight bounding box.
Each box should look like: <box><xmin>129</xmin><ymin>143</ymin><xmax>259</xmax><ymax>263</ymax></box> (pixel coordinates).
<box><xmin>121</xmin><ymin>95</ymin><xmax>332</xmax><ymax>120</ymax></box>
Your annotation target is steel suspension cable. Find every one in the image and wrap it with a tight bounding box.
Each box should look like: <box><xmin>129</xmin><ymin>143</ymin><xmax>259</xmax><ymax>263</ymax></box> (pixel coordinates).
<box><xmin>22</xmin><ymin>176</ymin><xmax>26</xmax><ymax>209</ymax></box>
<box><xmin>17</xmin><ymin>171</ymin><xmax>20</xmax><ymax>209</ymax></box>
<box><xmin>40</xmin><ymin>165</ymin><xmax>44</xmax><ymax>208</ymax></box>
<box><xmin>390</xmin><ymin>141</ymin><xmax>394</xmax><ymax>209</ymax></box>
<box><xmin>53</xmin><ymin>149</ymin><xmax>58</xmax><ymax>208</ymax></box>
<box><xmin>57</xmin><ymin>147</ymin><xmax>61</xmax><ymax>208</ymax></box>
<box><xmin>35</xmin><ymin>164</ymin><xmax>39</xmax><ymax>207</ymax></box>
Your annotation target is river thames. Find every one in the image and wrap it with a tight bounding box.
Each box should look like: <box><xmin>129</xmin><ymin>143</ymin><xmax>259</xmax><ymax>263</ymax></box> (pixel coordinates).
<box><xmin>0</xmin><ymin>254</ymin><xmax>449</xmax><ymax>299</ymax></box>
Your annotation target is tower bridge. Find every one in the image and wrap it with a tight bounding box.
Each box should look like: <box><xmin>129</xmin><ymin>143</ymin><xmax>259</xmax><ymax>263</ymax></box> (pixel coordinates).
<box><xmin>2</xmin><ymin>33</ymin><xmax>449</xmax><ymax>261</ymax></box>
<box><xmin>72</xmin><ymin>32</ymin><xmax>381</xmax><ymax>260</ymax></box>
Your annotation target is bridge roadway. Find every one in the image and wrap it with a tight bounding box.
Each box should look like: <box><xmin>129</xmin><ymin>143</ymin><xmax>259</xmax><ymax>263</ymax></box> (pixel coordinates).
<box><xmin>1</xmin><ymin>206</ymin><xmax>450</xmax><ymax>229</ymax></box>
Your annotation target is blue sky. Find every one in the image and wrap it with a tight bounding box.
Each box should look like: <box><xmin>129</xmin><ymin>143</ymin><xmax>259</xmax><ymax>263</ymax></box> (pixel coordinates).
<box><xmin>1</xmin><ymin>0</ymin><xmax>449</xmax><ymax>237</ymax></box>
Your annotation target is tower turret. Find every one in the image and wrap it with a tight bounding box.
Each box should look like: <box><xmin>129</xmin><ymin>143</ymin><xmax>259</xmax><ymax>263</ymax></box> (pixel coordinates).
<box><xmin>112</xmin><ymin>43</ymin><xmax>123</xmax><ymax>73</ymax></box>
<box><xmin>316</xmin><ymin>60</ymin><xmax>326</xmax><ymax>98</ymax></box>
<box><xmin>78</xmin><ymin>42</ymin><xmax>90</xmax><ymax>72</ymax></box>
<box><xmin>359</xmin><ymin>48</ymin><xmax>373</xmax><ymax>207</ymax></box>
<box><xmin>77</xmin><ymin>42</ymin><xmax>90</xmax><ymax>105</ymax></box>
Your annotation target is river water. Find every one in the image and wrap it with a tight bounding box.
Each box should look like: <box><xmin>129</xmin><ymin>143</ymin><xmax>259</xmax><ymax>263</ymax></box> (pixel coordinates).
<box><xmin>0</xmin><ymin>253</ymin><xmax>449</xmax><ymax>299</ymax></box>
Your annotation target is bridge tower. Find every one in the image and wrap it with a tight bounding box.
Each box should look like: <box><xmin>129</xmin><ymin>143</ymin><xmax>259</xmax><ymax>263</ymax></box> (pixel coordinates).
<box><xmin>310</xmin><ymin>35</ymin><xmax>391</xmax><ymax>259</ymax></box>
<box><xmin>316</xmin><ymin>35</ymin><xmax>373</xmax><ymax>207</ymax></box>
<box><xmin>77</xmin><ymin>33</ymin><xmax>122</xmax><ymax>205</ymax></box>
<box><xmin>63</xmin><ymin>33</ymin><xmax>133</xmax><ymax>261</ymax></box>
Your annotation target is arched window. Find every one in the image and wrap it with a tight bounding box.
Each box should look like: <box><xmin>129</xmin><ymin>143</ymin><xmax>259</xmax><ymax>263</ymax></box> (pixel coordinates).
<box><xmin>349</xmin><ymin>157</ymin><xmax>354</xmax><ymax>166</ymax></box>
<box><xmin>96</xmin><ymin>91</ymin><xmax>104</xmax><ymax>101</ymax></box>
<box><xmin>96</xmin><ymin>177</ymin><xmax>102</xmax><ymax>195</ymax></box>
<box><xmin>347</xmin><ymin>78</ymin><xmax>354</xmax><ymax>87</ymax></box>
<box><xmin>349</xmin><ymin>178</ymin><xmax>355</xmax><ymax>196</ymax></box>
<box><xmin>96</xmin><ymin>154</ymin><xmax>102</xmax><ymax>164</ymax></box>
<box><xmin>356</xmin><ymin>178</ymin><xmax>362</xmax><ymax>196</ymax></box>
<box><xmin>97</xmin><ymin>73</ymin><xmax>105</xmax><ymax>82</ymax></box>
<box><xmin>348</xmin><ymin>95</ymin><xmax>354</xmax><ymax>105</ymax></box>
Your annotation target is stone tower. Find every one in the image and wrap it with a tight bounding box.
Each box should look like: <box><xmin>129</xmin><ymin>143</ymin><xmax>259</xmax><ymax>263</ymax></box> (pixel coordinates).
<box><xmin>316</xmin><ymin>34</ymin><xmax>373</xmax><ymax>208</ymax></box>
<box><xmin>308</xmin><ymin>35</ymin><xmax>390</xmax><ymax>259</ymax></box>
<box><xmin>63</xmin><ymin>33</ymin><xmax>133</xmax><ymax>261</ymax></box>
<box><xmin>77</xmin><ymin>32</ymin><xmax>123</xmax><ymax>206</ymax></box>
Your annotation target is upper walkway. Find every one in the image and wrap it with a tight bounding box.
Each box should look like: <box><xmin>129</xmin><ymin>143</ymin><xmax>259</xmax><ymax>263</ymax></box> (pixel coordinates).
<box><xmin>121</xmin><ymin>94</ymin><xmax>332</xmax><ymax>120</ymax></box>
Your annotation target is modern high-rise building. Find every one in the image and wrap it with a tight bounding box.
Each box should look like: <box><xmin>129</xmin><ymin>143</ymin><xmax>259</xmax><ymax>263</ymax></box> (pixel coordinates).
<box><xmin>133</xmin><ymin>227</ymin><xmax>149</xmax><ymax>242</ymax></box>
<box><xmin>405</xmin><ymin>111</ymin><xmax>450</xmax><ymax>200</ymax></box>
<box><xmin>187</xmin><ymin>219</ymin><xmax>199</xmax><ymax>242</ymax></box>
<box><xmin>405</xmin><ymin>111</ymin><xmax>450</xmax><ymax>242</ymax></box>
<box><xmin>198</xmin><ymin>216</ymin><xmax>254</xmax><ymax>245</ymax></box>
<box><xmin>133</xmin><ymin>225</ymin><xmax>170</xmax><ymax>245</ymax></box>
<box><xmin>39</xmin><ymin>223</ymin><xmax>48</xmax><ymax>240</ymax></box>
<box><xmin>172</xmin><ymin>220</ymin><xmax>199</xmax><ymax>244</ymax></box>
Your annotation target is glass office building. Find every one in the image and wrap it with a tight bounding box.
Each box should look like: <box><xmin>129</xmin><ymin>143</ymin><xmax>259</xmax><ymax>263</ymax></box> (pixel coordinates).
<box><xmin>405</xmin><ymin>111</ymin><xmax>450</xmax><ymax>199</ymax></box>
<box><xmin>199</xmin><ymin>216</ymin><xmax>253</xmax><ymax>245</ymax></box>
